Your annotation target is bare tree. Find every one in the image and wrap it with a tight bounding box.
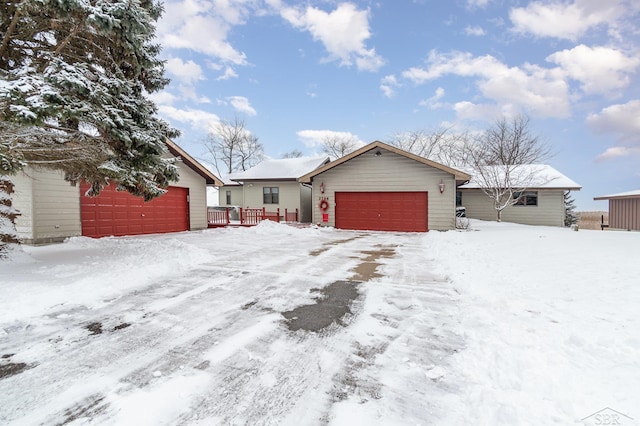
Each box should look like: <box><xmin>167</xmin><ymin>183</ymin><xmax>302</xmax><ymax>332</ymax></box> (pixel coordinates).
<box><xmin>204</xmin><ymin>117</ymin><xmax>264</xmax><ymax>175</ymax></box>
<box><xmin>281</xmin><ymin>149</ymin><xmax>304</xmax><ymax>158</ymax></box>
<box><xmin>468</xmin><ymin>116</ymin><xmax>553</xmax><ymax>221</ymax></box>
<box><xmin>321</xmin><ymin>135</ymin><xmax>359</xmax><ymax>159</ymax></box>
<box><xmin>386</xmin><ymin>126</ymin><xmax>472</xmax><ymax>167</ymax></box>
<box><xmin>479</xmin><ymin>116</ymin><xmax>551</xmax><ymax>165</ymax></box>
<box><xmin>236</xmin><ymin>134</ymin><xmax>264</xmax><ymax>172</ymax></box>
<box><xmin>387</xmin><ymin>128</ymin><xmax>443</xmax><ymax>158</ymax></box>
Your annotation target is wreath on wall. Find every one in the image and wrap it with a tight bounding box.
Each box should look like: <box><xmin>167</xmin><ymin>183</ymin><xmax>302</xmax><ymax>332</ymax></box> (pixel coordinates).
<box><xmin>319</xmin><ymin>199</ymin><xmax>329</xmax><ymax>211</ymax></box>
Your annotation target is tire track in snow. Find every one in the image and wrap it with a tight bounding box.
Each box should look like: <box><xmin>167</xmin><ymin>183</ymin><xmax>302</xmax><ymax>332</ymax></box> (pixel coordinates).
<box><xmin>1</xmin><ymin>230</ymin><xmax>464</xmax><ymax>425</ymax></box>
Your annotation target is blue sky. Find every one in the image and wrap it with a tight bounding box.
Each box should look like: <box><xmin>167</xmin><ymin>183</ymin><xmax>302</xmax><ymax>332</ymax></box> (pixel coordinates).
<box><xmin>151</xmin><ymin>0</ymin><xmax>640</xmax><ymax>210</ymax></box>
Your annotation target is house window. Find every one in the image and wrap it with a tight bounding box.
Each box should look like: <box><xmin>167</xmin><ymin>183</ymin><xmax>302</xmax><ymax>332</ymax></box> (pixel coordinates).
<box><xmin>263</xmin><ymin>187</ymin><xmax>279</xmax><ymax>204</ymax></box>
<box><xmin>226</xmin><ymin>190</ymin><xmax>231</xmax><ymax>205</ymax></box>
<box><xmin>514</xmin><ymin>191</ymin><xmax>538</xmax><ymax>206</ymax></box>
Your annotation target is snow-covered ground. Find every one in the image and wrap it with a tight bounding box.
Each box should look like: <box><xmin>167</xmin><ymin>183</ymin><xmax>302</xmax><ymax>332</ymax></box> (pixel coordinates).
<box><xmin>0</xmin><ymin>220</ymin><xmax>638</xmax><ymax>425</ymax></box>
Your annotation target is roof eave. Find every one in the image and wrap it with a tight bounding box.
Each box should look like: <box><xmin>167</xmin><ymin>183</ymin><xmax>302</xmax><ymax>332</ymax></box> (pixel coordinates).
<box><xmin>298</xmin><ymin>140</ymin><xmax>471</xmax><ymax>183</ymax></box>
<box><xmin>594</xmin><ymin>194</ymin><xmax>640</xmax><ymax>201</ymax></box>
<box><xmin>460</xmin><ymin>185</ymin><xmax>582</xmax><ymax>190</ymax></box>
<box><xmin>165</xmin><ymin>138</ymin><xmax>223</xmax><ymax>186</ymax></box>
<box><xmin>230</xmin><ymin>177</ymin><xmax>299</xmax><ymax>182</ymax></box>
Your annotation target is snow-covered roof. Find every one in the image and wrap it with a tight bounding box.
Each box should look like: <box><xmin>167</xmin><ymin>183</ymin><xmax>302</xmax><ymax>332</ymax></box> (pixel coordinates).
<box><xmin>219</xmin><ymin>175</ymin><xmax>242</xmax><ymax>186</ymax></box>
<box><xmin>458</xmin><ymin>164</ymin><xmax>581</xmax><ymax>190</ymax></box>
<box><xmin>594</xmin><ymin>189</ymin><xmax>640</xmax><ymax>200</ymax></box>
<box><xmin>230</xmin><ymin>156</ymin><xmax>330</xmax><ymax>181</ymax></box>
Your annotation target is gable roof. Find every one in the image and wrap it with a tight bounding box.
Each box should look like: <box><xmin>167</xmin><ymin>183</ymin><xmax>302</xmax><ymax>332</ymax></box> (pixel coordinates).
<box><xmin>165</xmin><ymin>139</ymin><xmax>223</xmax><ymax>186</ymax></box>
<box><xmin>594</xmin><ymin>189</ymin><xmax>640</xmax><ymax>200</ymax></box>
<box><xmin>298</xmin><ymin>140</ymin><xmax>471</xmax><ymax>183</ymax></box>
<box><xmin>458</xmin><ymin>164</ymin><xmax>581</xmax><ymax>190</ymax></box>
<box><xmin>230</xmin><ymin>156</ymin><xmax>330</xmax><ymax>181</ymax></box>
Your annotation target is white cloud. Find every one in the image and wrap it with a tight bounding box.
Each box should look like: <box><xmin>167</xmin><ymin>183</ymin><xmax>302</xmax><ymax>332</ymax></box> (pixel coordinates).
<box><xmin>158</xmin><ymin>105</ymin><xmax>221</xmax><ymax>133</ymax></box>
<box><xmin>227</xmin><ymin>96</ymin><xmax>257</xmax><ymax>116</ymax></box>
<box><xmin>402</xmin><ymin>51</ymin><xmax>571</xmax><ymax>118</ymax></box>
<box><xmin>402</xmin><ymin>51</ymin><xmax>505</xmax><ymax>82</ymax></box>
<box><xmin>509</xmin><ymin>0</ymin><xmax>627</xmax><ymax>41</ymax></box>
<box><xmin>163</xmin><ymin>57</ymin><xmax>210</xmax><ymax>103</ymax></box>
<box><xmin>147</xmin><ymin>91</ymin><xmax>179</xmax><ymax>106</ymax></box>
<box><xmin>296</xmin><ymin>130</ymin><xmax>365</xmax><ymax>149</ymax></box>
<box><xmin>279</xmin><ymin>3</ymin><xmax>384</xmax><ymax>71</ymax></box>
<box><xmin>307</xmin><ymin>84</ymin><xmax>318</xmax><ymax>98</ymax></box>
<box><xmin>464</xmin><ymin>26</ymin><xmax>486</xmax><ymax>36</ymax></box>
<box><xmin>174</xmin><ymin>85</ymin><xmax>212</xmax><ymax>103</ymax></box>
<box><xmin>546</xmin><ymin>44</ymin><xmax>639</xmax><ymax>96</ymax></box>
<box><xmin>595</xmin><ymin>146</ymin><xmax>640</xmax><ymax>161</ymax></box>
<box><xmin>165</xmin><ymin>57</ymin><xmax>205</xmax><ymax>84</ymax></box>
<box><xmin>380</xmin><ymin>86</ymin><xmax>394</xmax><ymax>98</ymax></box>
<box><xmin>211</xmin><ymin>0</ymin><xmax>253</xmax><ymax>25</ymax></box>
<box><xmin>454</xmin><ymin>101</ymin><xmax>521</xmax><ymax>121</ymax></box>
<box><xmin>588</xmin><ymin>100</ymin><xmax>640</xmax><ymax>160</ymax></box>
<box><xmin>419</xmin><ymin>87</ymin><xmax>446</xmax><ymax>109</ymax></box>
<box><xmin>467</xmin><ymin>0</ymin><xmax>491</xmax><ymax>7</ymax></box>
<box><xmin>157</xmin><ymin>0</ymin><xmax>250</xmax><ymax>64</ymax></box>
<box><xmin>587</xmin><ymin>100</ymin><xmax>640</xmax><ymax>136</ymax></box>
<box><xmin>380</xmin><ymin>75</ymin><xmax>400</xmax><ymax>98</ymax></box>
<box><xmin>216</xmin><ymin>67</ymin><xmax>239</xmax><ymax>80</ymax></box>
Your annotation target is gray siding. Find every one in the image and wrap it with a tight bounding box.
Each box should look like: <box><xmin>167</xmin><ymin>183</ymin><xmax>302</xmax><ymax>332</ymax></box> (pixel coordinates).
<box><xmin>243</xmin><ymin>180</ymin><xmax>303</xmax><ymax>219</ymax></box>
<box><xmin>174</xmin><ymin>160</ymin><xmax>208</xmax><ymax>230</ymax></box>
<box><xmin>461</xmin><ymin>189</ymin><xmax>565</xmax><ymax>226</ymax></box>
<box><xmin>310</xmin><ymin>150</ymin><xmax>456</xmax><ymax>231</ymax></box>
<box><xmin>218</xmin><ymin>185</ymin><xmax>244</xmax><ymax>207</ymax></box>
<box><xmin>13</xmin><ymin>168</ymin><xmax>81</xmax><ymax>244</ymax></box>
<box><xmin>609</xmin><ymin>198</ymin><xmax>640</xmax><ymax>231</ymax></box>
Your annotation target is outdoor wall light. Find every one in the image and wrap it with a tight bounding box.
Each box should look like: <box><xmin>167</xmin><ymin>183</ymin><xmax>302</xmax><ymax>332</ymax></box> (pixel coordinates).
<box><xmin>375</xmin><ymin>150</ymin><xmax>382</xmax><ymax>157</ymax></box>
<box><xmin>439</xmin><ymin>179</ymin><xmax>445</xmax><ymax>194</ymax></box>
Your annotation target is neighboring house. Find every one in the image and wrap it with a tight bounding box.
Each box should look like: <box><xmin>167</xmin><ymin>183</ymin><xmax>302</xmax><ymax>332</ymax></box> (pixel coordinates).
<box><xmin>594</xmin><ymin>190</ymin><xmax>640</xmax><ymax>231</ymax></box>
<box><xmin>217</xmin><ymin>177</ymin><xmax>243</xmax><ymax>207</ymax></box>
<box><xmin>458</xmin><ymin>164</ymin><xmax>581</xmax><ymax>227</ymax></box>
<box><xmin>12</xmin><ymin>139</ymin><xmax>222</xmax><ymax>244</ymax></box>
<box><xmin>298</xmin><ymin>141</ymin><xmax>471</xmax><ymax>232</ymax></box>
<box><xmin>224</xmin><ymin>156</ymin><xmax>330</xmax><ymax>223</ymax></box>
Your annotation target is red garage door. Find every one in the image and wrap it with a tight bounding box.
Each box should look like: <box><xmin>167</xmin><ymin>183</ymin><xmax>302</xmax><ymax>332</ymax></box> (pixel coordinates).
<box><xmin>80</xmin><ymin>182</ymin><xmax>189</xmax><ymax>238</ymax></box>
<box><xmin>335</xmin><ymin>192</ymin><xmax>428</xmax><ymax>232</ymax></box>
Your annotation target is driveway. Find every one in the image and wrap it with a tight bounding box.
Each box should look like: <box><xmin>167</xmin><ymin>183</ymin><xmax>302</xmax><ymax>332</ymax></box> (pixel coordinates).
<box><xmin>0</xmin><ymin>225</ymin><xmax>462</xmax><ymax>425</ymax></box>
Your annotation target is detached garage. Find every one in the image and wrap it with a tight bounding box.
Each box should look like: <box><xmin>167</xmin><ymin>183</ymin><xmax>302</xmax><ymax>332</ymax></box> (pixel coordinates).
<box><xmin>80</xmin><ymin>183</ymin><xmax>190</xmax><ymax>238</ymax></box>
<box><xmin>12</xmin><ymin>139</ymin><xmax>222</xmax><ymax>244</ymax></box>
<box><xmin>299</xmin><ymin>141</ymin><xmax>470</xmax><ymax>232</ymax></box>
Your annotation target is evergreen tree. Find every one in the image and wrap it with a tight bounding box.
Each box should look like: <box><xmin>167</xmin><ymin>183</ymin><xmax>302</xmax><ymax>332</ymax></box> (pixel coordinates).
<box><xmin>564</xmin><ymin>191</ymin><xmax>579</xmax><ymax>227</ymax></box>
<box><xmin>0</xmin><ymin>0</ymin><xmax>179</xmax><ymax>256</ymax></box>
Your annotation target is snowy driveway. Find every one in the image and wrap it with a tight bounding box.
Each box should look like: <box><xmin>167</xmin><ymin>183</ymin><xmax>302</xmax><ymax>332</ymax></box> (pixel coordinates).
<box><xmin>1</xmin><ymin>224</ymin><xmax>462</xmax><ymax>425</ymax></box>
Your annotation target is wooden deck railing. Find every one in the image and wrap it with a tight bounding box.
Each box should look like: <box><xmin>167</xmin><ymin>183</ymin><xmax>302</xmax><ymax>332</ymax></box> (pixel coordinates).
<box><xmin>208</xmin><ymin>207</ymin><xmax>298</xmax><ymax>227</ymax></box>
<box><xmin>284</xmin><ymin>208</ymin><xmax>298</xmax><ymax>222</ymax></box>
<box><xmin>241</xmin><ymin>208</ymin><xmax>264</xmax><ymax>224</ymax></box>
<box><xmin>207</xmin><ymin>208</ymin><xmax>230</xmax><ymax>227</ymax></box>
<box><xmin>262</xmin><ymin>208</ymin><xmax>280</xmax><ymax>222</ymax></box>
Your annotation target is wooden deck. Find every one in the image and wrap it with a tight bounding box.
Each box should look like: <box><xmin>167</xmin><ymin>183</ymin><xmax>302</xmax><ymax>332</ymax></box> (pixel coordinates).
<box><xmin>207</xmin><ymin>207</ymin><xmax>299</xmax><ymax>228</ymax></box>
